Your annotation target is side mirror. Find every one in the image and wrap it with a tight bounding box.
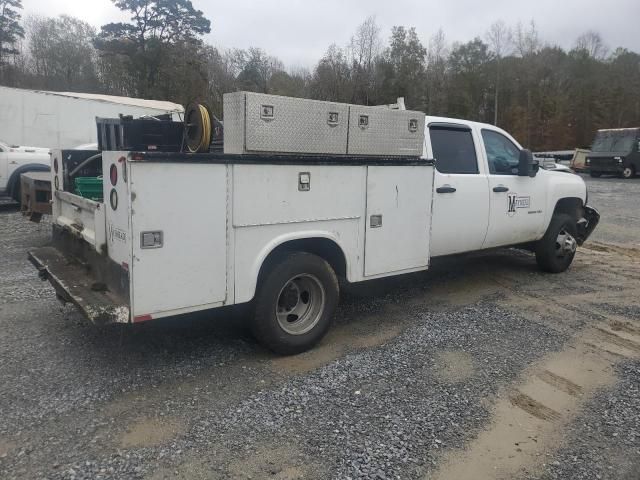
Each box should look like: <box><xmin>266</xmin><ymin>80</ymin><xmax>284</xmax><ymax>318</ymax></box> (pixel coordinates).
<box><xmin>518</xmin><ymin>149</ymin><xmax>538</xmax><ymax>177</ymax></box>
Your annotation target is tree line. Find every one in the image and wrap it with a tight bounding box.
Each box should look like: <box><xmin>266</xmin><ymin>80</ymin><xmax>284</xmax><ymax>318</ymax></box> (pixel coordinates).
<box><xmin>1</xmin><ymin>0</ymin><xmax>639</xmax><ymax>151</ymax></box>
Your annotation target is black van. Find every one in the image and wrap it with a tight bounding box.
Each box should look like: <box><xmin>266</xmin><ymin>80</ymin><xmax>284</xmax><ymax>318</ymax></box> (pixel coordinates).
<box><xmin>587</xmin><ymin>128</ymin><xmax>640</xmax><ymax>179</ymax></box>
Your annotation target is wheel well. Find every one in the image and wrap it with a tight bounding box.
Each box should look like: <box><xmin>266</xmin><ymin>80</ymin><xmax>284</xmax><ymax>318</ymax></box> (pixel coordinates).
<box><xmin>8</xmin><ymin>165</ymin><xmax>50</xmax><ymax>197</ymax></box>
<box><xmin>258</xmin><ymin>238</ymin><xmax>348</xmax><ymax>283</ymax></box>
<box><xmin>553</xmin><ymin>197</ymin><xmax>583</xmax><ymax>221</ymax></box>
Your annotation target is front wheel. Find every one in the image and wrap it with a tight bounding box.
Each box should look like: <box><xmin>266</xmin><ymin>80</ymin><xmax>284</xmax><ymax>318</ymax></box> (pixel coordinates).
<box><xmin>252</xmin><ymin>252</ymin><xmax>339</xmax><ymax>355</ymax></box>
<box><xmin>620</xmin><ymin>166</ymin><xmax>635</xmax><ymax>179</ymax></box>
<box><xmin>535</xmin><ymin>214</ymin><xmax>578</xmax><ymax>273</ymax></box>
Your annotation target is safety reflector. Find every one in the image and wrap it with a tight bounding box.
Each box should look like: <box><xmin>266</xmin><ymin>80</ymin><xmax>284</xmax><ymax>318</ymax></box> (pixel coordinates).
<box><xmin>110</xmin><ymin>188</ymin><xmax>118</xmax><ymax>210</ymax></box>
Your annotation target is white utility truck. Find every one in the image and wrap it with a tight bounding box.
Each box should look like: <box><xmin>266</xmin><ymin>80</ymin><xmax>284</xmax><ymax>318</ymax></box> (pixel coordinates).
<box><xmin>29</xmin><ymin>92</ymin><xmax>599</xmax><ymax>354</ymax></box>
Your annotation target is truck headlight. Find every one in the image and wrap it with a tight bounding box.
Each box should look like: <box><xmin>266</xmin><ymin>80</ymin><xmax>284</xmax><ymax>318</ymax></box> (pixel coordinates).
<box><xmin>586</xmin><ymin>158</ymin><xmax>591</xmax><ymax>164</ymax></box>
<box><xmin>614</xmin><ymin>156</ymin><xmax>623</xmax><ymax>163</ymax></box>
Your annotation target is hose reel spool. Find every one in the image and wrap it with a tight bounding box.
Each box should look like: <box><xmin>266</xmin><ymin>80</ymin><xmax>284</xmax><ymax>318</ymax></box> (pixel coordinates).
<box><xmin>184</xmin><ymin>103</ymin><xmax>213</xmax><ymax>153</ymax></box>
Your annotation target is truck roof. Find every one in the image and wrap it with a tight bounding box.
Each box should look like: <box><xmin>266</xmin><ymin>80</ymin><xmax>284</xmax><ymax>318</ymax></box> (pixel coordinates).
<box><xmin>424</xmin><ymin>115</ymin><xmax>523</xmax><ymax>149</ymax></box>
<box><xmin>0</xmin><ymin>86</ymin><xmax>184</xmax><ymax>113</ymax></box>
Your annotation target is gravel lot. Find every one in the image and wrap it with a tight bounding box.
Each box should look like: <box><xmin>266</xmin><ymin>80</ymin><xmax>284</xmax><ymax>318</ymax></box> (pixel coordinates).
<box><xmin>0</xmin><ymin>174</ymin><xmax>639</xmax><ymax>479</ymax></box>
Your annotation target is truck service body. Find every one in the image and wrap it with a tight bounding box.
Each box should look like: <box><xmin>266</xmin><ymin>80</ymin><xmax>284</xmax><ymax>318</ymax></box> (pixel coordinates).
<box><xmin>29</xmin><ymin>93</ymin><xmax>599</xmax><ymax>354</ymax></box>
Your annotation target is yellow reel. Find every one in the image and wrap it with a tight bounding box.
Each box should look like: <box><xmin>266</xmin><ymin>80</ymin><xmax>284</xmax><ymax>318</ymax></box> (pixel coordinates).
<box><xmin>185</xmin><ymin>103</ymin><xmax>213</xmax><ymax>153</ymax></box>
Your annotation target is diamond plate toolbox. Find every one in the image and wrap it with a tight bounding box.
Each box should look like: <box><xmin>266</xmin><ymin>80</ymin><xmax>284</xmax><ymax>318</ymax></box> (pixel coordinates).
<box><xmin>223</xmin><ymin>92</ymin><xmax>425</xmax><ymax>157</ymax></box>
<box><xmin>348</xmin><ymin>105</ymin><xmax>425</xmax><ymax>156</ymax></box>
<box><xmin>224</xmin><ymin>92</ymin><xmax>349</xmax><ymax>155</ymax></box>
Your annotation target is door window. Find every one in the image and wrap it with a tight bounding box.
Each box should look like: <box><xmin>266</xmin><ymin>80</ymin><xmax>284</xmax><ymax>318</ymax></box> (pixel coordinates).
<box><xmin>482</xmin><ymin>129</ymin><xmax>521</xmax><ymax>175</ymax></box>
<box><xmin>429</xmin><ymin>127</ymin><xmax>479</xmax><ymax>174</ymax></box>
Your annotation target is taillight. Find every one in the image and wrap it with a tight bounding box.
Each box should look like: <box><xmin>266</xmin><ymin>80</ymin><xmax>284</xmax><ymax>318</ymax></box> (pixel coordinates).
<box><xmin>53</xmin><ymin>158</ymin><xmax>58</xmax><ymax>174</ymax></box>
<box><xmin>110</xmin><ymin>164</ymin><xmax>118</xmax><ymax>186</ymax></box>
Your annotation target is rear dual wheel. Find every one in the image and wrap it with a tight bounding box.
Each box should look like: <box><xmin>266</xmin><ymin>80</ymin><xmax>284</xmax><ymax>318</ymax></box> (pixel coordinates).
<box><xmin>252</xmin><ymin>252</ymin><xmax>339</xmax><ymax>355</ymax></box>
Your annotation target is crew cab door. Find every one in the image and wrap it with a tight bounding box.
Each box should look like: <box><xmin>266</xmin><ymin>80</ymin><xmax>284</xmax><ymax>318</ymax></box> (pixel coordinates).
<box><xmin>480</xmin><ymin>128</ymin><xmax>547</xmax><ymax>248</ymax></box>
<box><xmin>428</xmin><ymin>123</ymin><xmax>490</xmax><ymax>256</ymax></box>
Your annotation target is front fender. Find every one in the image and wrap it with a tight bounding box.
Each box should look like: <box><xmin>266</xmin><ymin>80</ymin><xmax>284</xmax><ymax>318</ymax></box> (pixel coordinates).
<box><xmin>542</xmin><ymin>170</ymin><xmax>588</xmax><ymax>228</ymax></box>
<box><xmin>8</xmin><ymin>164</ymin><xmax>51</xmax><ymax>197</ymax></box>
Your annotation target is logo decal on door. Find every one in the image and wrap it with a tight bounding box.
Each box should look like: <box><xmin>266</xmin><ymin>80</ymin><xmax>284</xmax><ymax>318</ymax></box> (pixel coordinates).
<box><xmin>507</xmin><ymin>194</ymin><xmax>530</xmax><ymax>216</ymax></box>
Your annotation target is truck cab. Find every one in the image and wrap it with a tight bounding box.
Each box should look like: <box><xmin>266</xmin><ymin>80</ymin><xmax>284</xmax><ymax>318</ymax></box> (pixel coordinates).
<box><xmin>586</xmin><ymin>128</ymin><xmax>640</xmax><ymax>179</ymax></box>
<box><xmin>425</xmin><ymin>117</ymin><xmax>594</xmax><ymax>258</ymax></box>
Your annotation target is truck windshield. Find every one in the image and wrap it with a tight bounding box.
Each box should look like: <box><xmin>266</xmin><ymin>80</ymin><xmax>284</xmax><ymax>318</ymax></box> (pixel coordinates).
<box><xmin>591</xmin><ymin>130</ymin><xmax>638</xmax><ymax>153</ymax></box>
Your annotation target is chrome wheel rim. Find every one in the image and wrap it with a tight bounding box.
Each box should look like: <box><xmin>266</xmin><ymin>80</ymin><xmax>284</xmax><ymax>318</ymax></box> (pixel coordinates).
<box><xmin>623</xmin><ymin>167</ymin><xmax>633</xmax><ymax>178</ymax></box>
<box><xmin>276</xmin><ymin>274</ymin><xmax>326</xmax><ymax>335</ymax></box>
<box><xmin>555</xmin><ymin>229</ymin><xmax>577</xmax><ymax>258</ymax></box>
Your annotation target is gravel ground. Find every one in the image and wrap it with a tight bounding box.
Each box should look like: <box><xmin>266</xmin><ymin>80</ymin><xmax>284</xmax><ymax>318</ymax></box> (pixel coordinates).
<box><xmin>582</xmin><ymin>175</ymin><xmax>640</xmax><ymax>248</ymax></box>
<box><xmin>535</xmin><ymin>361</ymin><xmax>640</xmax><ymax>480</ymax></box>
<box><xmin>1</xmin><ymin>175</ymin><xmax>639</xmax><ymax>479</ymax></box>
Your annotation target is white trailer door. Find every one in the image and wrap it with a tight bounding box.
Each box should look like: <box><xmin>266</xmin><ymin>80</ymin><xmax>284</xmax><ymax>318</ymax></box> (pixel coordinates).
<box><xmin>364</xmin><ymin>165</ymin><xmax>433</xmax><ymax>277</ymax></box>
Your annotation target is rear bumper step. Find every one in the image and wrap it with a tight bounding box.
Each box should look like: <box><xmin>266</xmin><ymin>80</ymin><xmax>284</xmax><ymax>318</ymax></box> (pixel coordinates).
<box><xmin>29</xmin><ymin>246</ymin><xmax>130</xmax><ymax>325</ymax></box>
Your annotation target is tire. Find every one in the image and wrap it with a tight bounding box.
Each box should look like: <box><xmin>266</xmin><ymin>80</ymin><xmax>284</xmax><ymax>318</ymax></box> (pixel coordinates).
<box><xmin>620</xmin><ymin>166</ymin><xmax>635</xmax><ymax>179</ymax></box>
<box><xmin>252</xmin><ymin>252</ymin><xmax>339</xmax><ymax>355</ymax></box>
<box><xmin>11</xmin><ymin>182</ymin><xmax>21</xmax><ymax>203</ymax></box>
<box><xmin>535</xmin><ymin>213</ymin><xmax>578</xmax><ymax>273</ymax></box>
<box><xmin>589</xmin><ymin>171</ymin><xmax>602</xmax><ymax>178</ymax></box>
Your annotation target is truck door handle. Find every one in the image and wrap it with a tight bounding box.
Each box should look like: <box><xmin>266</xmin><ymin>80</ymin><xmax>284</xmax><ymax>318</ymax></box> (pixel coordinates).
<box><xmin>493</xmin><ymin>186</ymin><xmax>509</xmax><ymax>193</ymax></box>
<box><xmin>436</xmin><ymin>186</ymin><xmax>456</xmax><ymax>194</ymax></box>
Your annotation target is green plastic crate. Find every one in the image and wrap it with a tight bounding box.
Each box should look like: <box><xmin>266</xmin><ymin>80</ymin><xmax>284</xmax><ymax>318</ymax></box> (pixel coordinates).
<box><xmin>74</xmin><ymin>176</ymin><xmax>103</xmax><ymax>201</ymax></box>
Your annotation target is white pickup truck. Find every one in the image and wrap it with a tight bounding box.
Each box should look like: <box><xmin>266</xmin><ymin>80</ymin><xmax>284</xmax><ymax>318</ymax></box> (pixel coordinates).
<box><xmin>29</xmin><ymin>94</ymin><xmax>599</xmax><ymax>354</ymax></box>
<box><xmin>0</xmin><ymin>141</ymin><xmax>51</xmax><ymax>201</ymax></box>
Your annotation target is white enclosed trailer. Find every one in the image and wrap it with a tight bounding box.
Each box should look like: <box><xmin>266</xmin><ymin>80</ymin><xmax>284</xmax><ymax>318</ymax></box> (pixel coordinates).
<box><xmin>29</xmin><ymin>92</ymin><xmax>600</xmax><ymax>354</ymax></box>
<box><xmin>0</xmin><ymin>86</ymin><xmax>184</xmax><ymax>201</ymax></box>
<box><xmin>0</xmin><ymin>86</ymin><xmax>183</xmax><ymax>149</ymax></box>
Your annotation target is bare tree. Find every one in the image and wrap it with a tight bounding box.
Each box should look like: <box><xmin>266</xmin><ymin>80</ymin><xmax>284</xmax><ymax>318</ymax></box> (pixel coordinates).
<box><xmin>514</xmin><ymin>20</ymin><xmax>540</xmax><ymax>57</ymax></box>
<box><xmin>485</xmin><ymin>20</ymin><xmax>512</xmax><ymax>125</ymax></box>
<box><xmin>425</xmin><ymin>28</ymin><xmax>448</xmax><ymax>114</ymax></box>
<box><xmin>348</xmin><ymin>16</ymin><xmax>382</xmax><ymax>104</ymax></box>
<box><xmin>24</xmin><ymin>14</ymin><xmax>98</xmax><ymax>90</ymax></box>
<box><xmin>575</xmin><ymin>30</ymin><xmax>608</xmax><ymax>59</ymax></box>
<box><xmin>349</xmin><ymin>16</ymin><xmax>382</xmax><ymax>71</ymax></box>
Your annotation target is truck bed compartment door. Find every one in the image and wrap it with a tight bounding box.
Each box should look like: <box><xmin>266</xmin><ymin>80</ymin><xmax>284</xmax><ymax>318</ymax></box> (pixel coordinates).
<box><xmin>129</xmin><ymin>163</ymin><xmax>228</xmax><ymax>317</ymax></box>
<box><xmin>364</xmin><ymin>165</ymin><xmax>433</xmax><ymax>277</ymax></box>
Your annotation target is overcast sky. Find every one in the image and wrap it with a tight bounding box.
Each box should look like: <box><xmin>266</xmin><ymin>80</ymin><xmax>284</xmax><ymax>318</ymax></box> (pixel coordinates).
<box><xmin>21</xmin><ymin>0</ymin><xmax>640</xmax><ymax>68</ymax></box>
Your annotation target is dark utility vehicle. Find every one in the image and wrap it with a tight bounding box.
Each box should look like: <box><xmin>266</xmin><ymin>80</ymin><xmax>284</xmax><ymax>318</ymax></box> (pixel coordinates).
<box><xmin>587</xmin><ymin>128</ymin><xmax>640</xmax><ymax>179</ymax></box>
